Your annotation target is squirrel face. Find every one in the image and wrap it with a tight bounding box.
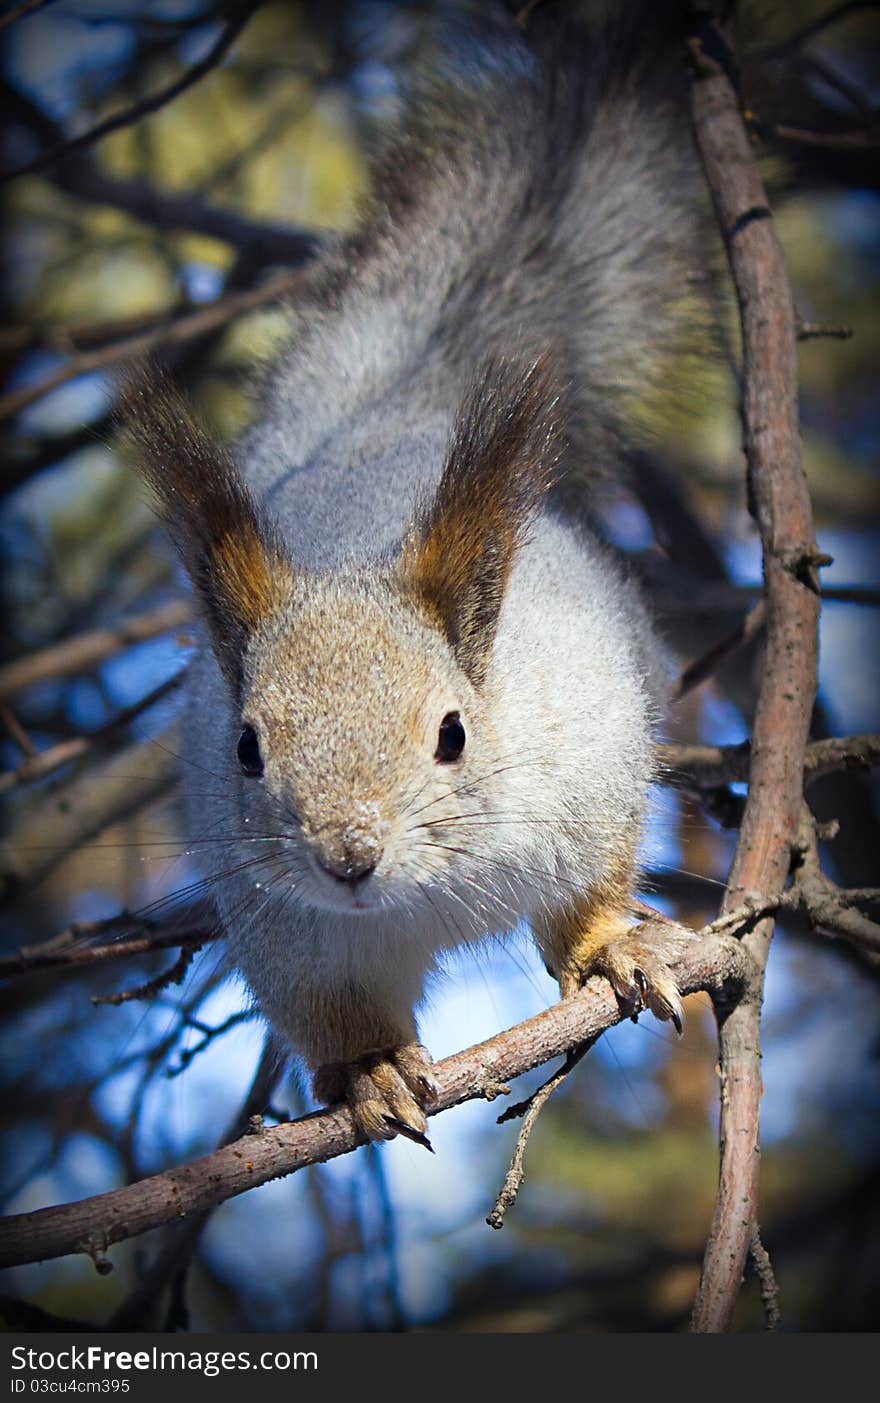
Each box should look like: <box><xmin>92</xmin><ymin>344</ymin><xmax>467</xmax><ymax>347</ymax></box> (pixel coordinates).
<box><xmin>236</xmin><ymin>575</ymin><xmax>498</xmax><ymax>916</ymax></box>
<box><xmin>125</xmin><ymin>353</ymin><xmax>562</xmax><ymax>923</ymax></box>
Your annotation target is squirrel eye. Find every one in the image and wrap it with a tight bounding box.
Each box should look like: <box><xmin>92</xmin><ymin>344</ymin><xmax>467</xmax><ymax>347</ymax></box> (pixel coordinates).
<box><xmin>435</xmin><ymin>711</ymin><xmax>465</xmax><ymax>763</ymax></box>
<box><xmin>237</xmin><ymin>725</ymin><xmax>263</xmax><ymax>778</ymax></box>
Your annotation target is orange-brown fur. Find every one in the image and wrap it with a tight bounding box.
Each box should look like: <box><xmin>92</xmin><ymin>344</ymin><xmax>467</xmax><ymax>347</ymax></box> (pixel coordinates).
<box><xmin>537</xmin><ymin>865</ymin><xmax>636</xmax><ymax>999</ymax></box>
<box><xmin>401</xmin><ymin>352</ymin><xmax>562</xmax><ymax>685</ymax></box>
<box><xmin>121</xmin><ymin>367</ymin><xmax>294</xmax><ymax>693</ymax></box>
<box><xmin>211</xmin><ymin>529</ymin><xmax>292</xmax><ymax>637</ymax></box>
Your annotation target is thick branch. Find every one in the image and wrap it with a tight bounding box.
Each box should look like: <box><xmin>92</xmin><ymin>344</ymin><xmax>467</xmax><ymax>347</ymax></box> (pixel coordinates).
<box><xmin>0</xmin><ymin>934</ymin><xmax>747</xmax><ymax>1269</ymax></box>
<box><xmin>688</xmin><ymin>9</ymin><xmax>821</xmax><ymax>1333</ymax></box>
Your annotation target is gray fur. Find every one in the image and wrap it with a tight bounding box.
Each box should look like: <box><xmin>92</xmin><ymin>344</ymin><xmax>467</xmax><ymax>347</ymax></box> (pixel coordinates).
<box><xmin>176</xmin><ymin>7</ymin><xmax>698</xmax><ymax>1092</ymax></box>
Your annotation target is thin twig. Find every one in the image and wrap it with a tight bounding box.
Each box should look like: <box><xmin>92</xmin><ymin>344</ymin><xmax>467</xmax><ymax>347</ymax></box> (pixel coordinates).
<box><xmin>487</xmin><ymin>1041</ymin><xmax>594</xmax><ymax>1229</ymax></box>
<box><xmin>669</xmin><ymin>600</ymin><xmax>766</xmax><ymax>701</ymax></box>
<box><xmin>795</xmin><ymin>54</ymin><xmax>875</xmax><ymax>125</ymax></box>
<box><xmin>0</xmin><ymin>268</ymin><xmax>308</xmax><ymax>424</ymax></box>
<box><xmin>749</xmin><ymin>1227</ymin><xmax>781</xmax><ymax>1331</ymax></box>
<box><xmin>0</xmin><ymin>0</ymin><xmax>56</xmax><ymax>33</ymax></box>
<box><xmin>770</xmin><ymin>121</ymin><xmax>878</xmax><ymax>150</ymax></box>
<box><xmin>0</xmin><ymin>670</ymin><xmax>185</xmax><ymax>795</ymax></box>
<box><xmin>796</xmin><ymin>318</ymin><xmax>854</xmax><ymax>341</ymax></box>
<box><xmin>0</xmin><ymin>705</ymin><xmax>37</xmax><ymax>757</ymax></box>
<box><xmin>166</xmin><ymin>1010</ymin><xmax>255</xmax><ymax>1077</ymax></box>
<box><xmin>2</xmin><ymin>78</ymin><xmax>319</xmax><ymax>266</ymax></box>
<box><xmin>1</xmin><ymin>1</ymin><xmax>262</xmax><ymax>183</ymax></box>
<box><xmin>0</xmin><ymin>914</ymin><xmax>217</xmax><ymax>979</ymax></box>
<box><xmin>91</xmin><ymin>943</ymin><xmax>199</xmax><ymax>1007</ymax></box>
<box><xmin>658</xmin><ymin>733</ymin><xmax>880</xmax><ymax>790</ymax></box>
<box><xmin>756</xmin><ymin>2</ymin><xmax>880</xmax><ymax>59</ymax></box>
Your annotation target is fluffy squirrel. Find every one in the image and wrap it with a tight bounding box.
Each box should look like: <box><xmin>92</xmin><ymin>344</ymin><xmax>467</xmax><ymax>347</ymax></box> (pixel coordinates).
<box><xmin>126</xmin><ymin>4</ymin><xmax>704</xmax><ymax>1146</ymax></box>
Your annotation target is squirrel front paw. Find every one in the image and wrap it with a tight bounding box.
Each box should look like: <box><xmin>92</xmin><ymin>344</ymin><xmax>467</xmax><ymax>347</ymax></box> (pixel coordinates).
<box><xmin>548</xmin><ymin>907</ymin><xmax>691</xmax><ymax>1034</ymax></box>
<box><xmin>313</xmin><ymin>1043</ymin><xmax>438</xmax><ymax>1149</ymax></box>
<box><xmin>587</xmin><ymin>922</ymin><xmax>690</xmax><ymax>1033</ymax></box>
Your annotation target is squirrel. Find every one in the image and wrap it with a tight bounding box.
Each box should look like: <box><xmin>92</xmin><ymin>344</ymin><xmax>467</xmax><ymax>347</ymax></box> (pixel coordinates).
<box><xmin>124</xmin><ymin>3</ymin><xmax>704</xmax><ymax>1147</ymax></box>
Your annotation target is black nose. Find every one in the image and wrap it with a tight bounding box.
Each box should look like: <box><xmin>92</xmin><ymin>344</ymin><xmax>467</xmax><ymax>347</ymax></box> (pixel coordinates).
<box><xmin>316</xmin><ymin>853</ymin><xmax>381</xmax><ymax>885</ymax></box>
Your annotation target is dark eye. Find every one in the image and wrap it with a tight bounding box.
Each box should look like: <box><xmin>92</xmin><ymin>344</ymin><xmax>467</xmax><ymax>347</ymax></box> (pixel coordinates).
<box><xmin>237</xmin><ymin>725</ymin><xmax>263</xmax><ymax>778</ymax></box>
<box><xmin>435</xmin><ymin>711</ymin><xmax>465</xmax><ymax>763</ymax></box>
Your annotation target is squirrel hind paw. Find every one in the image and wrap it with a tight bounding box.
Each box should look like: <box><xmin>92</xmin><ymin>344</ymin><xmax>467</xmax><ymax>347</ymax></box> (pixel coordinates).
<box><xmin>590</xmin><ymin>923</ymin><xmax>690</xmax><ymax>1034</ymax></box>
<box><xmin>314</xmin><ymin>1043</ymin><xmax>437</xmax><ymax>1148</ymax></box>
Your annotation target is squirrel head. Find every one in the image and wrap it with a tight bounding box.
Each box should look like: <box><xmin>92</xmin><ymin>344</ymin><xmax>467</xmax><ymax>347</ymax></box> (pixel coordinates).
<box><xmin>125</xmin><ymin>354</ymin><xmax>561</xmax><ymax>916</ymax></box>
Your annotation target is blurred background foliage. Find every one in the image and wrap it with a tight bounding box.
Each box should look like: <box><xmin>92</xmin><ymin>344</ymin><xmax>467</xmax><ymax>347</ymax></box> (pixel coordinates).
<box><xmin>0</xmin><ymin>0</ymin><xmax>878</xmax><ymax>1333</ymax></box>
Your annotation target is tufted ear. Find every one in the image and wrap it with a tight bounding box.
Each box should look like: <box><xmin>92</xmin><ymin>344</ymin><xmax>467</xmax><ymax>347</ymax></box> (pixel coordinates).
<box><xmin>121</xmin><ymin>368</ymin><xmax>293</xmax><ymax>699</ymax></box>
<box><xmin>402</xmin><ymin>352</ymin><xmax>562</xmax><ymax>688</ymax></box>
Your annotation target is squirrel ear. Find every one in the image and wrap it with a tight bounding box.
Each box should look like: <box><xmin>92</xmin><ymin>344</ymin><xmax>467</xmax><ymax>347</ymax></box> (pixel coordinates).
<box><xmin>402</xmin><ymin>352</ymin><xmax>562</xmax><ymax>687</ymax></box>
<box><xmin>121</xmin><ymin>368</ymin><xmax>292</xmax><ymax>698</ymax></box>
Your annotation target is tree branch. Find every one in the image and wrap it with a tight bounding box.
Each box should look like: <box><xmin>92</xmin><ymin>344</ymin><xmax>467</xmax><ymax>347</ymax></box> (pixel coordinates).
<box><xmin>0</xmin><ymin>79</ymin><xmax>320</xmax><ymax>265</ymax></box>
<box><xmin>0</xmin><ymin>736</ymin><xmax>178</xmax><ymax>898</ymax></box>
<box><xmin>0</xmin><ymin>600</ymin><xmax>190</xmax><ymax>702</ymax></box>
<box><xmin>688</xmin><ymin>7</ymin><xmax>822</xmax><ymax>1333</ymax></box>
<box><xmin>0</xmin><ymin>268</ymin><xmax>309</xmax><ymax>424</ymax></box>
<box><xmin>0</xmin><ymin>1</ymin><xmax>57</xmax><ymax>34</ymax></box>
<box><xmin>0</xmin><ymin>933</ymin><xmax>748</xmax><ymax>1270</ymax></box>
<box><xmin>790</xmin><ymin>804</ymin><xmax>880</xmax><ymax>955</ymax></box>
<box><xmin>658</xmin><ymin>734</ymin><xmax>880</xmax><ymax>790</ymax></box>
<box><xmin>0</xmin><ymin>671</ymin><xmax>185</xmax><ymax>795</ymax></box>
<box><xmin>0</xmin><ymin>911</ymin><xmax>217</xmax><ymax>979</ymax></box>
<box><xmin>1</xmin><ymin>1</ymin><xmax>262</xmax><ymax>184</ymax></box>
<box><xmin>756</xmin><ymin>2</ymin><xmax>880</xmax><ymax>59</ymax></box>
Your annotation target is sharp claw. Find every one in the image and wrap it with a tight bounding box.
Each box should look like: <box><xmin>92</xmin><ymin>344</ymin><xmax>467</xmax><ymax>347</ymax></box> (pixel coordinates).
<box><xmin>671</xmin><ymin>1008</ymin><xmax>683</xmax><ymax>1037</ymax></box>
<box><xmin>383</xmin><ymin>1116</ymin><xmax>434</xmax><ymax>1152</ymax></box>
<box><xmin>634</xmin><ymin>967</ymin><xmax>648</xmax><ymax>995</ymax></box>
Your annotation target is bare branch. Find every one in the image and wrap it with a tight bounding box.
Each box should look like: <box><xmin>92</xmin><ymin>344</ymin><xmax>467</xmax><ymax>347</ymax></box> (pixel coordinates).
<box><xmin>749</xmin><ymin>1227</ymin><xmax>781</xmax><ymax>1331</ymax></box>
<box><xmin>0</xmin><ymin>935</ymin><xmax>747</xmax><ymax>1269</ymax></box>
<box><xmin>0</xmin><ymin>601</ymin><xmax>189</xmax><ymax>702</ymax></box>
<box><xmin>668</xmin><ymin>600</ymin><xmax>765</xmax><ymax>701</ymax></box>
<box><xmin>0</xmin><ymin>705</ymin><xmax>36</xmax><ymax>757</ymax></box>
<box><xmin>1</xmin><ymin>1</ymin><xmax>262</xmax><ymax>184</ymax></box>
<box><xmin>0</xmin><ymin>0</ymin><xmax>57</xmax><ymax>33</ymax></box>
<box><xmin>768</xmin><ymin>120</ymin><xmax>879</xmax><ymax>149</ymax></box>
<box><xmin>91</xmin><ymin>943</ymin><xmax>200</xmax><ymax>1007</ymax></box>
<box><xmin>756</xmin><ymin>2</ymin><xmax>880</xmax><ymax>59</ymax></box>
<box><xmin>0</xmin><ymin>268</ymin><xmax>309</xmax><ymax>425</ymax></box>
<box><xmin>0</xmin><ymin>910</ymin><xmax>216</xmax><ymax>980</ymax></box>
<box><xmin>0</xmin><ymin>671</ymin><xmax>184</xmax><ymax>795</ymax></box>
<box><xmin>688</xmin><ymin>6</ymin><xmax>821</xmax><ymax>1333</ymax></box>
<box><xmin>0</xmin><ymin>735</ymin><xmax>177</xmax><ymax>898</ymax></box>
<box><xmin>658</xmin><ymin>734</ymin><xmax>880</xmax><ymax>791</ymax></box>
<box><xmin>791</xmin><ymin>804</ymin><xmax>880</xmax><ymax>956</ymax></box>
<box><xmin>796</xmin><ymin>315</ymin><xmax>854</xmax><ymax>342</ymax></box>
<box><xmin>487</xmin><ymin>1041</ymin><xmax>593</xmax><ymax>1229</ymax></box>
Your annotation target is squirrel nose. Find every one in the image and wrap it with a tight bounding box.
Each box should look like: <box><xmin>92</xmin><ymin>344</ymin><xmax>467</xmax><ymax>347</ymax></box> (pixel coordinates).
<box><xmin>316</xmin><ymin>849</ymin><xmax>382</xmax><ymax>885</ymax></box>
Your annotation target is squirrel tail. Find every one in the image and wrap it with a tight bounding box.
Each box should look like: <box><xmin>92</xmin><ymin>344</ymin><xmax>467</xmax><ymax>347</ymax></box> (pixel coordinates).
<box><xmin>355</xmin><ymin>1</ymin><xmax>709</xmax><ymax>479</ymax></box>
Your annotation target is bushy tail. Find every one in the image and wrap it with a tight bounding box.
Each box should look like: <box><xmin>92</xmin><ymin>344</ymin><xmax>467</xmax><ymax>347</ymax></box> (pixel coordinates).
<box><xmin>354</xmin><ymin>2</ymin><xmax>708</xmax><ymax>475</ymax></box>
